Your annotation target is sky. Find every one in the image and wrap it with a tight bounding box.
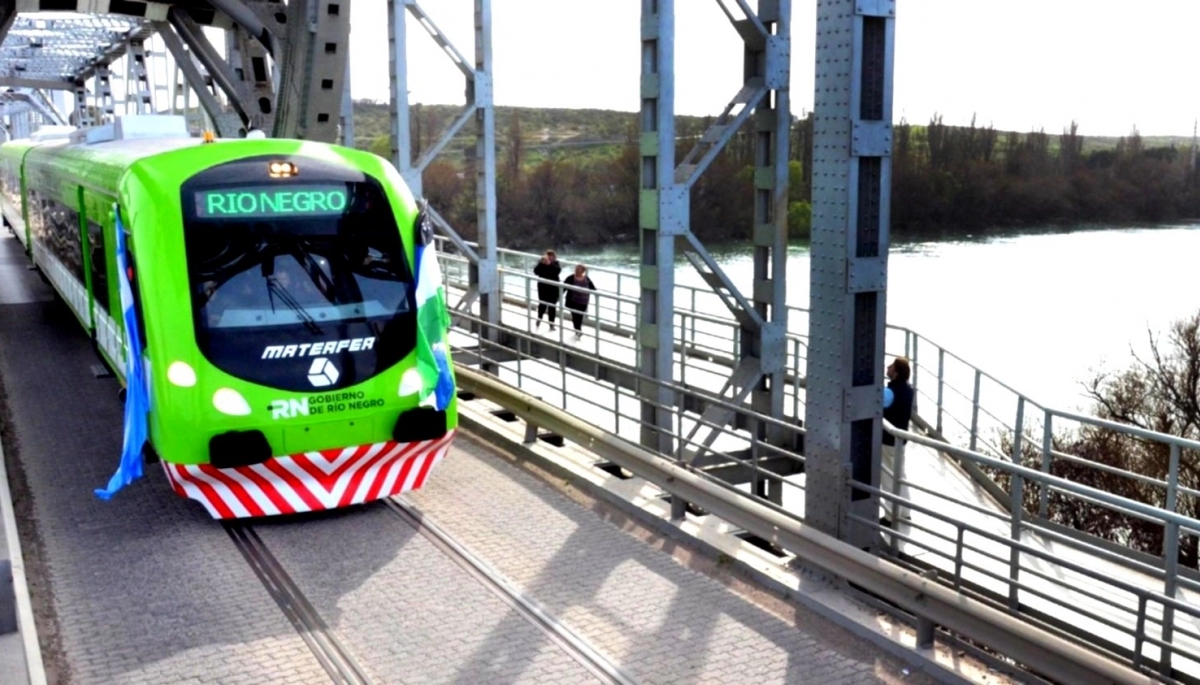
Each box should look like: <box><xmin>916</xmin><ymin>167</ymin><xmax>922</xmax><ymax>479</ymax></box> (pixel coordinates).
<box><xmin>345</xmin><ymin>1</ymin><xmax>1200</xmax><ymax>138</ymax></box>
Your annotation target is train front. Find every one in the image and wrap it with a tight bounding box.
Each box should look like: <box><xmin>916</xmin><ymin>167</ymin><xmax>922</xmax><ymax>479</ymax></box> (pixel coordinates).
<box><xmin>127</xmin><ymin>144</ymin><xmax>457</xmax><ymax>519</ymax></box>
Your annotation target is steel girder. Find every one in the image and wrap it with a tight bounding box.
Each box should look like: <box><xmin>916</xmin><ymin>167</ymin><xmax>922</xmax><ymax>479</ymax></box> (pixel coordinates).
<box><xmin>389</xmin><ymin>0</ymin><xmax>499</xmax><ymax>352</ymax></box>
<box><xmin>153</xmin><ymin>18</ymin><xmax>243</xmax><ymax>137</ymax></box>
<box><xmin>0</xmin><ymin>13</ymin><xmax>151</xmax><ymax>91</ymax></box>
<box><xmin>271</xmin><ymin>0</ymin><xmax>350</xmax><ymax>142</ymax></box>
<box><xmin>224</xmin><ymin>0</ymin><xmax>283</xmax><ymax>135</ymax></box>
<box><xmin>642</xmin><ymin>1</ymin><xmax>792</xmax><ymax>518</ymax></box>
<box><xmin>639</xmin><ymin>0</ymin><xmax>679</xmax><ymax>493</ymax></box>
<box><xmin>804</xmin><ymin>0</ymin><xmax>896</xmax><ymax>548</ymax></box>
<box><xmin>0</xmin><ymin>87</ymin><xmax>62</xmax><ymax>122</ymax></box>
<box><xmin>165</xmin><ymin>7</ymin><xmax>249</xmax><ymax>134</ymax></box>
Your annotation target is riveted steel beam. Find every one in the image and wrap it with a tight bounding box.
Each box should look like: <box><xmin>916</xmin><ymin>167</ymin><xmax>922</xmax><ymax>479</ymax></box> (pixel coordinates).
<box><xmin>0</xmin><ymin>77</ymin><xmax>72</xmax><ymax>91</ymax></box>
<box><xmin>667</xmin><ymin>1</ymin><xmax>790</xmax><ymax>492</ymax></box>
<box><xmin>223</xmin><ymin>2</ymin><xmax>280</xmax><ymax>134</ymax></box>
<box><xmin>123</xmin><ymin>38</ymin><xmax>151</xmax><ymax>114</ymax></box>
<box><xmin>804</xmin><ymin>0</ymin><xmax>896</xmax><ymax>548</ymax></box>
<box><xmin>389</xmin><ymin>0</ymin><xmax>499</xmax><ymax>351</ymax></box>
<box><xmin>472</xmin><ymin>0</ymin><xmax>499</xmax><ymax>344</ymax></box>
<box><xmin>339</xmin><ymin>57</ymin><xmax>352</xmax><ymax>147</ymax></box>
<box><xmin>272</xmin><ymin>0</ymin><xmax>350</xmax><ymax>142</ymax></box>
<box><xmin>639</xmin><ymin>0</ymin><xmax>679</xmax><ymax>512</ymax></box>
<box><xmin>208</xmin><ymin>0</ymin><xmax>276</xmax><ymax>57</ymax></box>
<box><xmin>2</xmin><ymin>89</ymin><xmax>64</xmax><ymax>125</ymax></box>
<box><xmin>71</xmin><ymin>81</ymin><xmax>91</xmax><ymax>127</ymax></box>
<box><xmin>168</xmin><ymin>7</ymin><xmax>250</xmax><ymax>134</ymax></box>
<box><xmin>153</xmin><ymin>21</ymin><xmax>242</xmax><ymax>138</ymax></box>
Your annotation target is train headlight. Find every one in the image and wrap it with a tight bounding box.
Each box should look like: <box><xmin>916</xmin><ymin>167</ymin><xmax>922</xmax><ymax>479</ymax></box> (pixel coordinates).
<box><xmin>399</xmin><ymin>367</ymin><xmax>423</xmax><ymax>397</ymax></box>
<box><xmin>213</xmin><ymin>388</ymin><xmax>252</xmax><ymax>416</ymax></box>
<box><xmin>167</xmin><ymin>361</ymin><xmax>197</xmax><ymax>387</ymax></box>
<box><xmin>268</xmin><ymin>161</ymin><xmax>298</xmax><ymax>178</ymax></box>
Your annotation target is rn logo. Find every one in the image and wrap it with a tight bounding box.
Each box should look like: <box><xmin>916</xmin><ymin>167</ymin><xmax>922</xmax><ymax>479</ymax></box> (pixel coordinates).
<box><xmin>269</xmin><ymin>398</ymin><xmax>310</xmax><ymax>420</ymax></box>
<box><xmin>308</xmin><ymin>357</ymin><xmax>340</xmax><ymax>387</ymax></box>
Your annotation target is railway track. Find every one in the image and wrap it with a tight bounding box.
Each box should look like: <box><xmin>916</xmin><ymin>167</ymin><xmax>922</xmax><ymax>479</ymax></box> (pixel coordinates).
<box><xmin>384</xmin><ymin>496</ymin><xmax>638</xmax><ymax>685</ymax></box>
<box><xmin>225</xmin><ymin>499</ymin><xmax>638</xmax><ymax>685</ymax></box>
<box><xmin>224</xmin><ymin>521</ymin><xmax>374</xmax><ymax>685</ymax></box>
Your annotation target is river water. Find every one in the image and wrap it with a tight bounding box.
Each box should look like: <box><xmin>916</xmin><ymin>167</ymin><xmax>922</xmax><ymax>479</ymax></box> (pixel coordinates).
<box><xmin>564</xmin><ymin>224</ymin><xmax>1200</xmax><ymax>414</ymax></box>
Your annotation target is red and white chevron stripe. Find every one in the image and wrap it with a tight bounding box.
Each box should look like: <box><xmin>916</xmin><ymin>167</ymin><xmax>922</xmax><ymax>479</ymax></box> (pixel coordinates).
<box><xmin>161</xmin><ymin>431</ymin><xmax>455</xmax><ymax>519</ymax></box>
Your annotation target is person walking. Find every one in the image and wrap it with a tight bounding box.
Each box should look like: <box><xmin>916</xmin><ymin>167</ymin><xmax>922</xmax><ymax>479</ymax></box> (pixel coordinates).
<box><xmin>562</xmin><ymin>264</ymin><xmax>597</xmax><ymax>341</ymax></box>
<box><xmin>533</xmin><ymin>249</ymin><xmax>562</xmax><ymax>331</ymax></box>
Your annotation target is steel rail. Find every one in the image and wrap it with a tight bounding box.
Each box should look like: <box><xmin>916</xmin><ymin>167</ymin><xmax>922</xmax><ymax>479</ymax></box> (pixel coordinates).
<box><xmin>383</xmin><ymin>498</ymin><xmax>638</xmax><ymax>685</ymax></box>
<box><xmin>456</xmin><ymin>365</ymin><xmax>1154</xmax><ymax>685</ymax></box>
<box><xmin>223</xmin><ymin>522</ymin><xmax>373</xmax><ymax>685</ymax></box>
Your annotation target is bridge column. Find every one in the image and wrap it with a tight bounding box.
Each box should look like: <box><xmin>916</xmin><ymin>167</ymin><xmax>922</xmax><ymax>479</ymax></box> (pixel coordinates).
<box><xmin>804</xmin><ymin>0</ymin><xmax>895</xmax><ymax>548</ymax></box>
<box><xmin>72</xmin><ymin>82</ymin><xmax>93</xmax><ymax>127</ymax></box>
<box><xmin>389</xmin><ymin>0</ymin><xmax>499</xmax><ymax>361</ymax></box>
<box><xmin>154</xmin><ymin>21</ymin><xmax>240</xmax><ymax>137</ymax></box>
<box><xmin>125</xmin><ymin>39</ymin><xmax>152</xmax><ymax>115</ymax></box>
<box><xmin>642</xmin><ymin>2</ymin><xmax>791</xmax><ymax>515</ymax></box>
<box><xmin>224</xmin><ymin>5</ymin><xmax>281</xmax><ymax>134</ymax></box>
<box><xmin>471</xmin><ymin>0</ymin><xmax>500</xmax><ymax>349</ymax></box>
<box><xmin>272</xmin><ymin>0</ymin><xmax>351</xmax><ymax>142</ymax></box>
<box><xmin>639</xmin><ymin>0</ymin><xmax>679</xmax><ymax>483</ymax></box>
<box><xmin>10</xmin><ymin>113</ymin><xmax>27</xmax><ymax>140</ymax></box>
<box><xmin>746</xmin><ymin>1</ymin><xmax>791</xmax><ymax>453</ymax></box>
<box><xmin>339</xmin><ymin>59</ymin><xmax>354</xmax><ymax>148</ymax></box>
<box><xmin>94</xmin><ymin>66</ymin><xmax>114</xmax><ymax>123</ymax></box>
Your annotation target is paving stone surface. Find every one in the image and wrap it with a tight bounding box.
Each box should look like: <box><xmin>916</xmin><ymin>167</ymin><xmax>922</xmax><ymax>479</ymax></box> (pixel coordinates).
<box><xmin>407</xmin><ymin>434</ymin><xmax>936</xmax><ymax>685</ymax></box>
<box><xmin>256</xmin><ymin>506</ymin><xmax>602</xmax><ymax>685</ymax></box>
<box><xmin>0</xmin><ymin>231</ymin><xmax>933</xmax><ymax>684</ymax></box>
<box><xmin>0</xmin><ymin>233</ymin><xmax>327</xmax><ymax>685</ymax></box>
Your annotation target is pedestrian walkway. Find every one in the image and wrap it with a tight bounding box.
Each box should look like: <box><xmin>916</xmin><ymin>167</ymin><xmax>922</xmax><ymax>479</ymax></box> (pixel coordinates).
<box><xmin>440</xmin><ymin>253</ymin><xmax>1200</xmax><ymax>681</ymax></box>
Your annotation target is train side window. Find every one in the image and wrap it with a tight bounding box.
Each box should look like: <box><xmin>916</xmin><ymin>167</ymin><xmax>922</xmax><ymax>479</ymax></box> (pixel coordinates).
<box><xmin>88</xmin><ymin>220</ymin><xmax>109</xmax><ymax>313</ymax></box>
<box><xmin>27</xmin><ymin>189</ymin><xmax>43</xmax><ymax>242</ymax></box>
<box><xmin>33</xmin><ymin>193</ymin><xmax>84</xmax><ymax>283</ymax></box>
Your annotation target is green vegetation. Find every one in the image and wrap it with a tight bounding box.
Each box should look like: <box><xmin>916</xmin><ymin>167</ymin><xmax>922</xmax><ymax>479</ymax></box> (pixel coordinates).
<box><xmin>892</xmin><ymin>116</ymin><xmax>1200</xmax><ymax>233</ymax></box>
<box><xmin>998</xmin><ymin>311</ymin><xmax>1200</xmax><ymax>568</ymax></box>
<box><xmin>352</xmin><ymin>101</ymin><xmax>1200</xmax><ymax>248</ymax></box>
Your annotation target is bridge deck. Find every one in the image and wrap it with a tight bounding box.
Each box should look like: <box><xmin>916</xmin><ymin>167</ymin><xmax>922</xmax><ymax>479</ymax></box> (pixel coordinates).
<box><xmin>0</xmin><ymin>229</ymin><xmax>944</xmax><ymax>684</ymax></box>
<box><xmin>444</xmin><ymin>269</ymin><xmax>1200</xmax><ymax>679</ymax></box>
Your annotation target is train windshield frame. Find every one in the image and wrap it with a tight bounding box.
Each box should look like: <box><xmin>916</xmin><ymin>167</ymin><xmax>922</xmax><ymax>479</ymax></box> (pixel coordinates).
<box><xmin>180</xmin><ymin>155</ymin><xmax>416</xmax><ymax>392</ymax></box>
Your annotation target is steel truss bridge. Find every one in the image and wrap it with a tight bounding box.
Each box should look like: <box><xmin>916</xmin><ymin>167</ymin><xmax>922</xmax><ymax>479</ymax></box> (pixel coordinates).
<box><xmin>0</xmin><ymin>2</ymin><xmax>1195</xmax><ymax>684</ymax></box>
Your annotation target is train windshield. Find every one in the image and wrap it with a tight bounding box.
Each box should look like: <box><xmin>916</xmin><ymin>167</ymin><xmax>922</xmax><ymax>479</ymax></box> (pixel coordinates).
<box><xmin>182</xmin><ymin>157</ymin><xmax>416</xmax><ymax>392</ymax></box>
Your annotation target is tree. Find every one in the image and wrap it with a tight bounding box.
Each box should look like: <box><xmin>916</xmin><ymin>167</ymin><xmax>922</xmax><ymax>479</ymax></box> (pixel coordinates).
<box><xmin>504</xmin><ymin>113</ymin><xmax>525</xmax><ymax>183</ymax></box>
<box><xmin>1006</xmin><ymin>312</ymin><xmax>1200</xmax><ymax>568</ymax></box>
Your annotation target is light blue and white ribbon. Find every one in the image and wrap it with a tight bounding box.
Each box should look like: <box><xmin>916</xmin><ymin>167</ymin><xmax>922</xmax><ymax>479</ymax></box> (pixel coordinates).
<box><xmin>95</xmin><ymin>204</ymin><xmax>148</xmax><ymax>500</ymax></box>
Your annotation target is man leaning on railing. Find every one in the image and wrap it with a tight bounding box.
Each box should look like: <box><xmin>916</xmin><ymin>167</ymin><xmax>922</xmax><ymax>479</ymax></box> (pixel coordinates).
<box><xmin>882</xmin><ymin>356</ymin><xmax>914</xmax><ymax>524</ymax></box>
<box><xmin>883</xmin><ymin>356</ymin><xmax>914</xmax><ymax>444</ymax></box>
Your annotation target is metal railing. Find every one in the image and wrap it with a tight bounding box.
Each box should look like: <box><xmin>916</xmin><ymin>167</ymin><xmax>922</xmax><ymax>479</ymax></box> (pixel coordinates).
<box><xmin>454</xmin><ymin>363</ymin><xmax>1155</xmax><ymax>685</ymax></box>
<box><xmin>448</xmin><ymin>306</ymin><xmax>806</xmax><ymax>508</ymax></box>
<box><xmin>437</xmin><ymin>239</ymin><xmax>1200</xmax><ymax>682</ymax></box>
<box><xmin>441</xmin><ymin>239</ymin><xmax>1200</xmax><ymax>560</ymax></box>
<box><xmin>878</xmin><ymin>426</ymin><xmax>1200</xmax><ymax>681</ymax></box>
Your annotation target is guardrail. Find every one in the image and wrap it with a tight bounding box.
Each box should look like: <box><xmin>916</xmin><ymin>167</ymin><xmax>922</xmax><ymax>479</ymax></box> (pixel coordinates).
<box><xmin>446</xmin><ymin>302</ymin><xmax>1200</xmax><ymax>683</ymax></box>
<box><xmin>440</xmin><ymin>239</ymin><xmax>1200</xmax><ymax>572</ymax></box>
<box><xmin>455</xmin><ymin>364</ymin><xmax>1155</xmax><ymax>685</ymax></box>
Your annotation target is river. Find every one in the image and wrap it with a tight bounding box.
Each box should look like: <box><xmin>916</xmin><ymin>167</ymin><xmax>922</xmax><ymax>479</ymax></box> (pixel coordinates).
<box><xmin>561</xmin><ymin>224</ymin><xmax>1200</xmax><ymax>414</ymax></box>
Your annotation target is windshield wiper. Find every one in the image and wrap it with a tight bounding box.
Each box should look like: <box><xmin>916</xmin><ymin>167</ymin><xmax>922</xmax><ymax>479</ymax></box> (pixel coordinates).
<box><xmin>267</xmin><ymin>277</ymin><xmax>322</xmax><ymax>335</ymax></box>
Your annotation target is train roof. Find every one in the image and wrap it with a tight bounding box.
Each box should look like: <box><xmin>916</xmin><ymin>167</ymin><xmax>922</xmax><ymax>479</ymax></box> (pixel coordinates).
<box><xmin>2</xmin><ymin>118</ymin><xmax>389</xmax><ymax>204</ymax></box>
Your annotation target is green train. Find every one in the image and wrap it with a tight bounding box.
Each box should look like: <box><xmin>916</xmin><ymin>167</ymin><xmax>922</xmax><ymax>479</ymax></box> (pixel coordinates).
<box><xmin>0</xmin><ymin>116</ymin><xmax>457</xmax><ymax>518</ymax></box>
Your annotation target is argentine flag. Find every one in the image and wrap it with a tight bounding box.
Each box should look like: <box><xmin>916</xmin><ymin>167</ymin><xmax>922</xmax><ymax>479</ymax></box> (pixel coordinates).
<box><xmin>95</xmin><ymin>205</ymin><xmax>148</xmax><ymax>499</ymax></box>
<box><xmin>413</xmin><ymin>213</ymin><xmax>454</xmax><ymax>412</ymax></box>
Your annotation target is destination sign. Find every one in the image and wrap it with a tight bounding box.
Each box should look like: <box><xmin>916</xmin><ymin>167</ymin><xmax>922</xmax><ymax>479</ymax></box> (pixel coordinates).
<box><xmin>195</xmin><ymin>185</ymin><xmax>348</xmax><ymax>219</ymax></box>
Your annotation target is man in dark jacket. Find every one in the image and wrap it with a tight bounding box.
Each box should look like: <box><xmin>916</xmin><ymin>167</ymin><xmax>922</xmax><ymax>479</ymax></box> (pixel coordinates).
<box><xmin>533</xmin><ymin>249</ymin><xmax>562</xmax><ymax>331</ymax></box>
<box><xmin>562</xmin><ymin>264</ymin><xmax>597</xmax><ymax>340</ymax></box>
<box><xmin>882</xmin><ymin>356</ymin><xmax>913</xmax><ymax>446</ymax></box>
